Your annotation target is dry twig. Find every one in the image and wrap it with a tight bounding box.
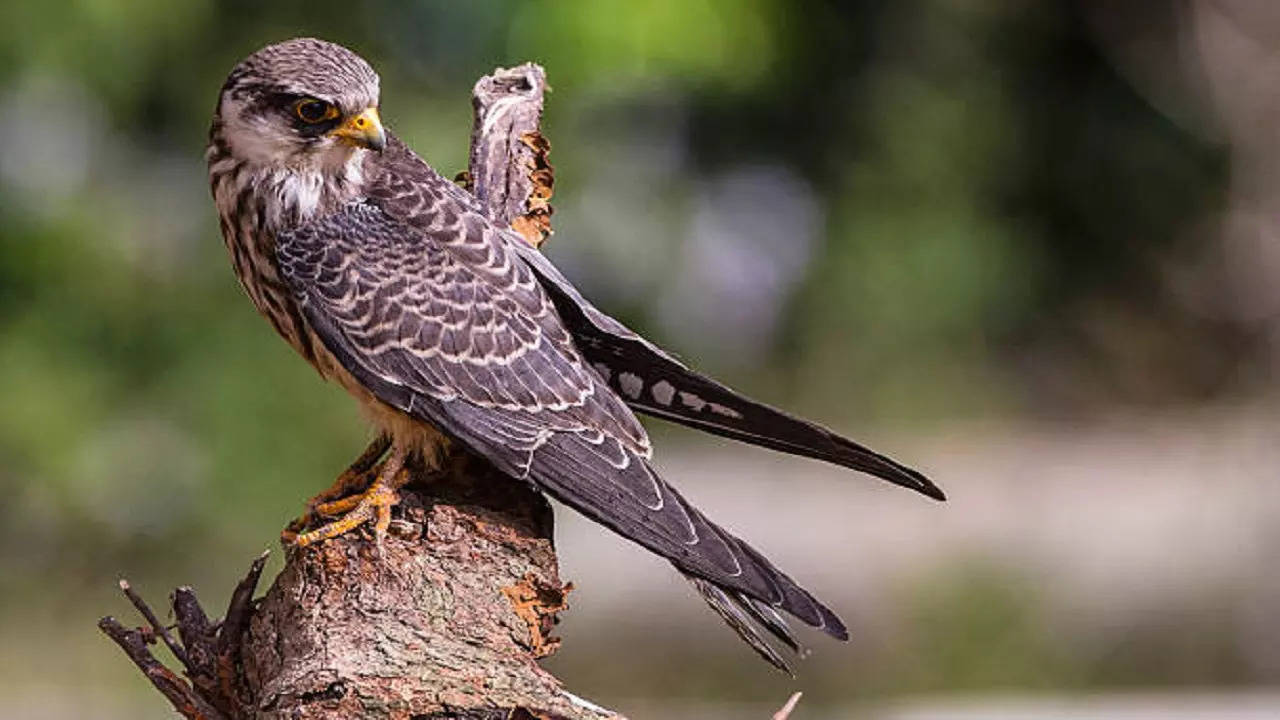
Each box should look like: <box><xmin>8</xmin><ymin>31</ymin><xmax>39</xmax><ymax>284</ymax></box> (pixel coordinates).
<box><xmin>772</xmin><ymin>691</ymin><xmax>803</xmax><ymax>720</ymax></box>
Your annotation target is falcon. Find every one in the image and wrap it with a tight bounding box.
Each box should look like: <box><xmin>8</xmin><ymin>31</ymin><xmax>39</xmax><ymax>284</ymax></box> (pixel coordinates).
<box><xmin>207</xmin><ymin>38</ymin><xmax>944</xmax><ymax>671</ymax></box>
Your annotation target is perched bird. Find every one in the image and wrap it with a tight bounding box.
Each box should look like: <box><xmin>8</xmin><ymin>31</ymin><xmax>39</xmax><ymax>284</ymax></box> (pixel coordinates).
<box><xmin>207</xmin><ymin>38</ymin><xmax>943</xmax><ymax>672</ymax></box>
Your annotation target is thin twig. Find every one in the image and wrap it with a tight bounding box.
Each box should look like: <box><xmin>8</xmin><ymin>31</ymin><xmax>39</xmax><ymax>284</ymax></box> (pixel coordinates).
<box><xmin>101</xmin><ymin>554</ymin><xmax>271</xmax><ymax>720</ymax></box>
<box><xmin>173</xmin><ymin>585</ymin><xmax>213</xmax><ymax>655</ymax></box>
<box><xmin>772</xmin><ymin>691</ymin><xmax>803</xmax><ymax>720</ymax></box>
<box><xmin>98</xmin><ymin>616</ymin><xmax>228</xmax><ymax>720</ymax></box>
<box><xmin>216</xmin><ymin>549</ymin><xmax>269</xmax><ymax>658</ymax></box>
<box><xmin>119</xmin><ymin>577</ymin><xmax>189</xmax><ymax>666</ymax></box>
<box><xmin>173</xmin><ymin>584</ymin><xmax>227</xmax><ymax>715</ymax></box>
<box><xmin>214</xmin><ymin>549</ymin><xmax>269</xmax><ymax>716</ymax></box>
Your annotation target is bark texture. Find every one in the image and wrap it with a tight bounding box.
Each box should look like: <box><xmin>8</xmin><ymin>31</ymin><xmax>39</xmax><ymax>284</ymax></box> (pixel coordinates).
<box><xmin>463</xmin><ymin>63</ymin><xmax>555</xmax><ymax>248</ymax></box>
<box><xmin>100</xmin><ymin>63</ymin><xmax>623</xmax><ymax>720</ymax></box>
<box><xmin>243</xmin><ymin>460</ymin><xmax>610</xmax><ymax>719</ymax></box>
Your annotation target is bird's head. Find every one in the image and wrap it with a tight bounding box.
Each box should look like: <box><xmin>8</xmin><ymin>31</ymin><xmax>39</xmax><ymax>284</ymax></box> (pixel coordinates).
<box><xmin>213</xmin><ymin>38</ymin><xmax>385</xmax><ymax>172</ymax></box>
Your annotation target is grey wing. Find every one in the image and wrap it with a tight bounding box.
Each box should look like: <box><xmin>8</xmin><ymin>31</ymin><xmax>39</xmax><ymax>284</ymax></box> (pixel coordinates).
<box><xmin>505</xmin><ymin>237</ymin><xmax>945</xmax><ymax>501</ymax></box>
<box><xmin>275</xmin><ymin>197</ymin><xmax>847</xmax><ymax>667</ymax></box>
<box><xmin>275</xmin><ymin>202</ymin><xmax>644</xmax><ymax>465</ymax></box>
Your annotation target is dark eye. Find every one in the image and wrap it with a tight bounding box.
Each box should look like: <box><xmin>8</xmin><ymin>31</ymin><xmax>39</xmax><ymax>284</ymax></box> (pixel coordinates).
<box><xmin>294</xmin><ymin>98</ymin><xmax>337</xmax><ymax>124</ymax></box>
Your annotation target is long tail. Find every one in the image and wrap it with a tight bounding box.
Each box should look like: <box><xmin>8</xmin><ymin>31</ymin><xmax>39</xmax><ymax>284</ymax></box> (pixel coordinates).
<box><xmin>524</xmin><ymin>431</ymin><xmax>846</xmax><ymax>672</ymax></box>
<box><xmin>510</xmin><ymin>238</ymin><xmax>943</xmax><ymax>502</ymax></box>
<box><xmin>578</xmin><ymin>330</ymin><xmax>944</xmax><ymax>501</ymax></box>
<box><xmin>683</xmin><ymin>572</ymin><xmax>812</xmax><ymax>673</ymax></box>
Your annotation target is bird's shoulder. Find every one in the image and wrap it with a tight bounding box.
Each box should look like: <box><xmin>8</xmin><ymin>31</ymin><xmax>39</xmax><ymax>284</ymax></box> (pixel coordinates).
<box><xmin>360</xmin><ymin>133</ymin><xmax>487</xmax><ymax>232</ymax></box>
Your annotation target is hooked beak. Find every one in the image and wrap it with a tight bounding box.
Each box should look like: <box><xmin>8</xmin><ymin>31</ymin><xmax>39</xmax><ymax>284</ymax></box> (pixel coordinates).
<box><xmin>331</xmin><ymin>107</ymin><xmax>386</xmax><ymax>152</ymax></box>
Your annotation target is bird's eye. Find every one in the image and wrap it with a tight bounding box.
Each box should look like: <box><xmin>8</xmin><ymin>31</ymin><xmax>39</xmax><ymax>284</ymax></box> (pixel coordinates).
<box><xmin>294</xmin><ymin>98</ymin><xmax>338</xmax><ymax>124</ymax></box>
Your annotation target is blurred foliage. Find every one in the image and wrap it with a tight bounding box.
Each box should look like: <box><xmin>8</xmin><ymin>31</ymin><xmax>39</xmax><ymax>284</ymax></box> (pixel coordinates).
<box><xmin>0</xmin><ymin>0</ymin><xmax>1262</xmax><ymax>712</ymax></box>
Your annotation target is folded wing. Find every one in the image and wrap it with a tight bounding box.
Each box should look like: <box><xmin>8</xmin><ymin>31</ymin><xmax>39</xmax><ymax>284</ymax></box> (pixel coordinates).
<box><xmin>276</xmin><ymin>158</ymin><xmax>848</xmax><ymax>669</ymax></box>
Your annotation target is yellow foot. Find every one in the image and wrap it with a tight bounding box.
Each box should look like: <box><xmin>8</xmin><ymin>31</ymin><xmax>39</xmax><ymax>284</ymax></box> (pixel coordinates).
<box><xmin>291</xmin><ymin>469</ymin><xmax>408</xmax><ymax>548</ymax></box>
<box><xmin>288</xmin><ymin>440</ymin><xmax>412</xmax><ymax>545</ymax></box>
<box><xmin>281</xmin><ymin>435</ymin><xmax>391</xmax><ymax>544</ymax></box>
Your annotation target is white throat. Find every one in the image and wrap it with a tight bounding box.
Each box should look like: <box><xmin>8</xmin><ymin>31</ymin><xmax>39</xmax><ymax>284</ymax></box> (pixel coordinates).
<box><xmin>209</xmin><ymin>143</ymin><xmax>368</xmax><ymax>233</ymax></box>
<box><xmin>256</xmin><ymin>151</ymin><xmax>365</xmax><ymax>230</ymax></box>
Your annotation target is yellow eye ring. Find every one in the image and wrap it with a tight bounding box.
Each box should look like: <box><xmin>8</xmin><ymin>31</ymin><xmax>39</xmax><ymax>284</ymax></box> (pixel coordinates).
<box><xmin>294</xmin><ymin>98</ymin><xmax>339</xmax><ymax>124</ymax></box>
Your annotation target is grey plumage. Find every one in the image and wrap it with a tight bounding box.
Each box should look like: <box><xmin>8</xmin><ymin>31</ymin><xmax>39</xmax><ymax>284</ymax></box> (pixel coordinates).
<box><xmin>209</xmin><ymin>38</ymin><xmax>942</xmax><ymax>673</ymax></box>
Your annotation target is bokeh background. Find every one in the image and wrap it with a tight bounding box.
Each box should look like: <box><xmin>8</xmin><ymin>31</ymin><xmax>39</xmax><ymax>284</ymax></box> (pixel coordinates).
<box><xmin>2</xmin><ymin>1</ymin><xmax>1278</xmax><ymax>718</ymax></box>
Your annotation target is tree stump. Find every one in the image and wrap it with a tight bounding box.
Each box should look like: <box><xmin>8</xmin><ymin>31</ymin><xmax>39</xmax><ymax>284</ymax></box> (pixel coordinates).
<box><xmin>240</xmin><ymin>459</ymin><xmax>612</xmax><ymax>719</ymax></box>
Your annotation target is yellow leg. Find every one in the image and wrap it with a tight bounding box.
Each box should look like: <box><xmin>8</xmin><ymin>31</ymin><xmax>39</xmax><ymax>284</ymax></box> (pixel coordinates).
<box><xmin>311</xmin><ymin>493</ymin><xmax>365</xmax><ymax>517</ymax></box>
<box><xmin>308</xmin><ymin>433</ymin><xmax>391</xmax><ymax>507</ymax></box>
<box><xmin>282</xmin><ymin>434</ymin><xmax>390</xmax><ymax>543</ymax></box>
<box><xmin>291</xmin><ymin>448</ymin><xmax>411</xmax><ymax>548</ymax></box>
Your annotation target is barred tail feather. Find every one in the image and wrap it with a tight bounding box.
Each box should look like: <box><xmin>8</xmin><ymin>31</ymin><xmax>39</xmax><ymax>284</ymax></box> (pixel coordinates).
<box><xmin>587</xmin><ymin>339</ymin><xmax>944</xmax><ymax>501</ymax></box>
<box><xmin>685</xmin><ymin>574</ymin><xmax>806</xmax><ymax>674</ymax></box>
<box><xmin>523</xmin><ymin>432</ymin><xmax>847</xmax><ymax>662</ymax></box>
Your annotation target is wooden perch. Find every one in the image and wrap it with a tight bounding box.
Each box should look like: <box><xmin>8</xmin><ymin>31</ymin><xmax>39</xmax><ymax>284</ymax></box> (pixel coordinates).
<box><xmin>100</xmin><ymin>63</ymin><xmax>619</xmax><ymax>720</ymax></box>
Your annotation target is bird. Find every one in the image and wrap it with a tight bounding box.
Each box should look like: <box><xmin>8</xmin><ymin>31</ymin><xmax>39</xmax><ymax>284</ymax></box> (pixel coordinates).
<box><xmin>207</xmin><ymin>37</ymin><xmax>944</xmax><ymax>672</ymax></box>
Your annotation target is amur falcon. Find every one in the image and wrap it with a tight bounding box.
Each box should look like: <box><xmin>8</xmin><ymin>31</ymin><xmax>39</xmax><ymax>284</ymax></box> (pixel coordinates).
<box><xmin>206</xmin><ymin>38</ymin><xmax>944</xmax><ymax>671</ymax></box>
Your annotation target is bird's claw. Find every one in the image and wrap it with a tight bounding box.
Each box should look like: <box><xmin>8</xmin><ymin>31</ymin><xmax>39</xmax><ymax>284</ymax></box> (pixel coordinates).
<box><xmin>280</xmin><ymin>434</ymin><xmax>394</xmax><ymax>546</ymax></box>
<box><xmin>289</xmin><ymin>476</ymin><xmax>403</xmax><ymax>548</ymax></box>
<box><xmin>281</xmin><ymin>468</ymin><xmax>381</xmax><ymax>544</ymax></box>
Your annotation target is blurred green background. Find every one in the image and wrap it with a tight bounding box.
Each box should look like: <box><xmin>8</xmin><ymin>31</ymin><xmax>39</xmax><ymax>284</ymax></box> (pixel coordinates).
<box><xmin>2</xmin><ymin>1</ymin><xmax>1278</xmax><ymax>718</ymax></box>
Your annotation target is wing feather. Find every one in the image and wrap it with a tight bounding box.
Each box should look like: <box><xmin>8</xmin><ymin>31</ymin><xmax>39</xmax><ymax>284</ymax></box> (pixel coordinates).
<box><xmin>505</xmin><ymin>235</ymin><xmax>945</xmax><ymax>501</ymax></box>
